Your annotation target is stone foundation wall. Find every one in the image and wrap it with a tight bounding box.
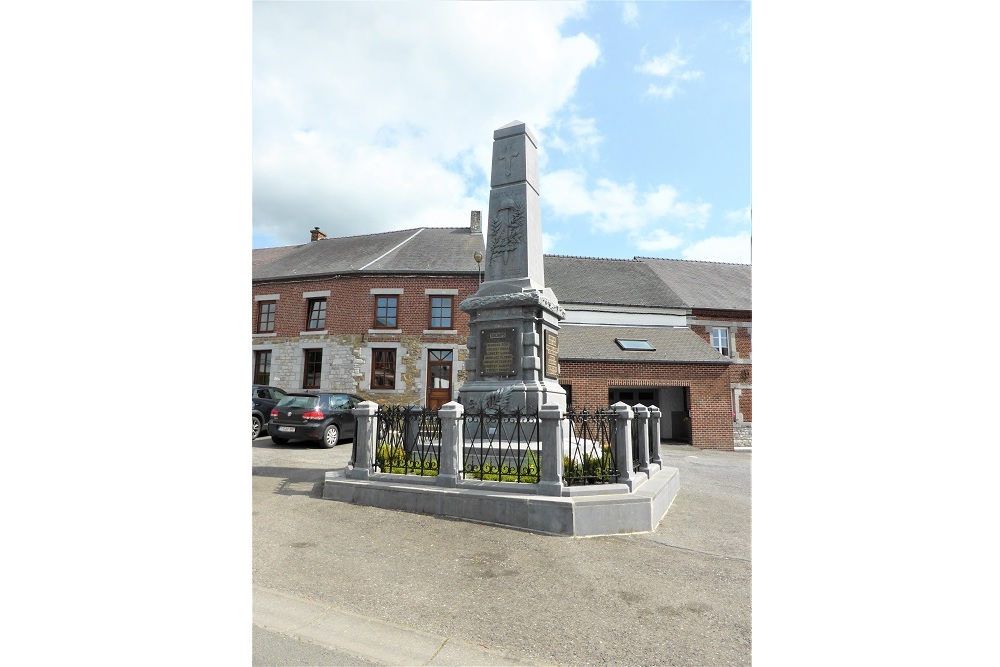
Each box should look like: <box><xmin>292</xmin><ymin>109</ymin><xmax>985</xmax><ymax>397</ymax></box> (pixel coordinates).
<box><xmin>733</xmin><ymin>422</ymin><xmax>752</xmax><ymax>449</ymax></box>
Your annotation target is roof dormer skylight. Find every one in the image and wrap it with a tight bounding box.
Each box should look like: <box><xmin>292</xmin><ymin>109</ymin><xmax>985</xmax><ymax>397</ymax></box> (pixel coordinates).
<box><xmin>615</xmin><ymin>338</ymin><xmax>655</xmax><ymax>351</ymax></box>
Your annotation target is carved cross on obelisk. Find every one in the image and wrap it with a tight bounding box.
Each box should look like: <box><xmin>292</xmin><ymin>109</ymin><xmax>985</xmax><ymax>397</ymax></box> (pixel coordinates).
<box><xmin>497</xmin><ymin>142</ymin><xmax>519</xmax><ymax>177</ymax></box>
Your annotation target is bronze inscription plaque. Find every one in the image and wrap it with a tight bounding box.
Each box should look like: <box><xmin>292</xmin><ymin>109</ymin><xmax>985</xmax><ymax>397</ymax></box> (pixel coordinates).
<box><xmin>480</xmin><ymin>327</ymin><xmax>517</xmax><ymax>377</ymax></box>
<box><xmin>544</xmin><ymin>330</ymin><xmax>559</xmax><ymax>379</ymax></box>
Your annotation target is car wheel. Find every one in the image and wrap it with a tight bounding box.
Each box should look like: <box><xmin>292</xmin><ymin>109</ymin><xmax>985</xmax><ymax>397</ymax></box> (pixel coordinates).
<box><xmin>322</xmin><ymin>424</ymin><xmax>339</xmax><ymax>449</ymax></box>
<box><xmin>252</xmin><ymin>415</ymin><xmax>263</xmax><ymax>439</ymax></box>
<box><xmin>271</xmin><ymin>436</ymin><xmax>289</xmax><ymax>446</ymax></box>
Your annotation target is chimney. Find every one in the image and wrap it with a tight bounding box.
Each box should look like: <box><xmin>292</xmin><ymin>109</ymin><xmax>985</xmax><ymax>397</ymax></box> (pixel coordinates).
<box><xmin>470</xmin><ymin>211</ymin><xmax>482</xmax><ymax>235</ymax></box>
<box><xmin>310</xmin><ymin>227</ymin><xmax>327</xmax><ymax>242</ymax></box>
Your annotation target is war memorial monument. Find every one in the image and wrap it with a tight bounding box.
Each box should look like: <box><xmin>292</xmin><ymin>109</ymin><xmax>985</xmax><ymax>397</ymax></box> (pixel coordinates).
<box><xmin>323</xmin><ymin>122</ymin><xmax>680</xmax><ymax>536</ymax></box>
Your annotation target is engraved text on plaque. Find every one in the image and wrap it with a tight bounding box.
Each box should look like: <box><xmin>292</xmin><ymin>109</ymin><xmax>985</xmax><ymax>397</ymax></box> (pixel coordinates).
<box><xmin>479</xmin><ymin>328</ymin><xmax>518</xmax><ymax>377</ymax></box>
<box><xmin>544</xmin><ymin>330</ymin><xmax>559</xmax><ymax>379</ymax></box>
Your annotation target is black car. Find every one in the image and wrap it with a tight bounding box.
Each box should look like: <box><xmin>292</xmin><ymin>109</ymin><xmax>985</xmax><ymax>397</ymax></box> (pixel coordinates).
<box><xmin>268</xmin><ymin>392</ymin><xmax>363</xmax><ymax>448</ymax></box>
<box><xmin>253</xmin><ymin>385</ymin><xmax>288</xmax><ymax>439</ymax></box>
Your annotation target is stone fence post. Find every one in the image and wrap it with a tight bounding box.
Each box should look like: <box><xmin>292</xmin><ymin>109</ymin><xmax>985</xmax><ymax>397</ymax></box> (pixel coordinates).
<box><xmin>648</xmin><ymin>405</ymin><xmax>662</xmax><ymax>467</ymax></box>
<box><xmin>612</xmin><ymin>402</ymin><xmax>639</xmax><ymax>490</ymax></box>
<box><xmin>538</xmin><ymin>403</ymin><xmax>564</xmax><ymax>496</ymax></box>
<box><xmin>436</xmin><ymin>401</ymin><xmax>463</xmax><ymax>488</ymax></box>
<box><xmin>403</xmin><ymin>406</ymin><xmax>421</xmax><ymax>456</ymax></box>
<box><xmin>348</xmin><ymin>401</ymin><xmax>378</xmax><ymax>480</ymax></box>
<box><xmin>634</xmin><ymin>403</ymin><xmax>651</xmax><ymax>477</ymax></box>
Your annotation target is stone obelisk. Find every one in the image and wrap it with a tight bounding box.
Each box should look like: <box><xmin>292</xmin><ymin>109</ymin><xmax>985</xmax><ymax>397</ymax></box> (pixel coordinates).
<box><xmin>457</xmin><ymin>121</ymin><xmax>566</xmax><ymax>414</ymax></box>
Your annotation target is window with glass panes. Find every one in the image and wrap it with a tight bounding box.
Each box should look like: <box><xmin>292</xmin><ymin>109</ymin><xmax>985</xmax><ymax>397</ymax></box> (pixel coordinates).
<box><xmin>303</xmin><ymin>349</ymin><xmax>322</xmax><ymax>389</ymax></box>
<box><xmin>372</xmin><ymin>349</ymin><xmax>396</xmax><ymax>389</ymax></box>
<box><xmin>306</xmin><ymin>298</ymin><xmax>327</xmax><ymax>330</ymax></box>
<box><xmin>429</xmin><ymin>296</ymin><xmax>452</xmax><ymax>329</ymax></box>
<box><xmin>258</xmin><ymin>301</ymin><xmax>276</xmax><ymax>333</ymax></box>
<box><xmin>711</xmin><ymin>327</ymin><xmax>730</xmax><ymax>356</ymax></box>
<box><xmin>254</xmin><ymin>350</ymin><xmax>271</xmax><ymax>385</ymax></box>
<box><xmin>374</xmin><ymin>296</ymin><xmax>397</xmax><ymax>328</ymax></box>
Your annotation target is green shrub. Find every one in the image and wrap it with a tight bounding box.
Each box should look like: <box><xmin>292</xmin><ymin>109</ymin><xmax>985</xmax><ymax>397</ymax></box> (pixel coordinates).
<box><xmin>564</xmin><ymin>450</ymin><xmax>615</xmax><ymax>484</ymax></box>
<box><xmin>375</xmin><ymin>444</ymin><xmax>439</xmax><ymax>476</ymax></box>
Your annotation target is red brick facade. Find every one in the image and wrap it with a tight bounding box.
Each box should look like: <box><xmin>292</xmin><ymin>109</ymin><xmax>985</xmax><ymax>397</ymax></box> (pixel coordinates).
<box><xmin>558</xmin><ymin>360</ymin><xmax>736</xmax><ymax>450</ymax></box>
<box><xmin>252</xmin><ymin>275</ymin><xmax>481</xmax><ymax>337</ymax></box>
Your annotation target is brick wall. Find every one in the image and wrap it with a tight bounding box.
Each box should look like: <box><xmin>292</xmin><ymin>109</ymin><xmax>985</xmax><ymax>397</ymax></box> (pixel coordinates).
<box><xmin>739</xmin><ymin>388</ymin><xmax>752</xmax><ymax>423</ymax></box>
<box><xmin>252</xmin><ymin>274</ymin><xmax>480</xmax><ymax>336</ymax></box>
<box><xmin>559</xmin><ymin>360</ymin><xmax>735</xmax><ymax>451</ymax></box>
<box><xmin>252</xmin><ymin>274</ymin><xmax>479</xmax><ymax>402</ymax></box>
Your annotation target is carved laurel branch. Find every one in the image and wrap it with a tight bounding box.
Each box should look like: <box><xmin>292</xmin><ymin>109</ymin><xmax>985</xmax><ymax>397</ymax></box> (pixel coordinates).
<box><xmin>459</xmin><ymin>290</ymin><xmax>566</xmax><ymax>318</ymax></box>
<box><xmin>488</xmin><ymin>198</ymin><xmax>526</xmax><ymax>263</ymax></box>
<box><xmin>467</xmin><ymin>386</ymin><xmax>513</xmax><ymax>412</ymax></box>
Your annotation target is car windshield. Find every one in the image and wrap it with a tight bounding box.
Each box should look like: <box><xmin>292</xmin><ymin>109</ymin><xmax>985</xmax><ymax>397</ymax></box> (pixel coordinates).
<box><xmin>276</xmin><ymin>395</ymin><xmax>319</xmax><ymax>409</ymax></box>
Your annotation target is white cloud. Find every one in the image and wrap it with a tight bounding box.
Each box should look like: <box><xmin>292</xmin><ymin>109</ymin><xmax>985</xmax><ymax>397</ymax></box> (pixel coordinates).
<box><xmin>723</xmin><ymin>17</ymin><xmax>752</xmax><ymax>64</ymax></box>
<box><xmin>635</xmin><ymin>48</ymin><xmax>702</xmax><ymax>101</ymax></box>
<box><xmin>254</xmin><ymin>2</ymin><xmax>599</xmax><ymax>246</ymax></box>
<box><xmin>682</xmin><ymin>233</ymin><xmax>752</xmax><ymax>264</ymax></box>
<box><xmin>544</xmin><ymin>114</ymin><xmax>604</xmax><ymax>162</ymax></box>
<box><xmin>636</xmin><ymin>51</ymin><xmax>687</xmax><ymax>77</ymax></box>
<box><xmin>622</xmin><ymin>2</ymin><xmax>639</xmax><ymax>27</ymax></box>
<box><xmin>645</xmin><ymin>83</ymin><xmax>680</xmax><ymax>100</ymax></box>
<box><xmin>543</xmin><ymin>168</ymin><xmax>710</xmax><ymax>251</ymax></box>
<box><xmin>635</xmin><ymin>229</ymin><xmax>683</xmax><ymax>252</ymax></box>
<box><xmin>724</xmin><ymin>206</ymin><xmax>752</xmax><ymax>226</ymax></box>
<box><xmin>541</xmin><ymin>232</ymin><xmax>561</xmax><ymax>254</ymax></box>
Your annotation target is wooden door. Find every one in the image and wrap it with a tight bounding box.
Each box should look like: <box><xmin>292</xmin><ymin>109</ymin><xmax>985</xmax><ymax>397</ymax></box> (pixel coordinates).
<box><xmin>426</xmin><ymin>350</ymin><xmax>453</xmax><ymax>409</ymax></box>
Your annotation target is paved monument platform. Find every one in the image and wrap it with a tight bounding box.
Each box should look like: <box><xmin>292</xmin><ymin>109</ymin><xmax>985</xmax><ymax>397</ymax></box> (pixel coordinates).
<box><xmin>323</xmin><ymin>464</ymin><xmax>680</xmax><ymax>536</ymax></box>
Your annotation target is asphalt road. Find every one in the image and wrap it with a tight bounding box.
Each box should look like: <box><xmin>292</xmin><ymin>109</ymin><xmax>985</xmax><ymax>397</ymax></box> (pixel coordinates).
<box><xmin>252</xmin><ymin>434</ymin><xmax>751</xmax><ymax>666</ymax></box>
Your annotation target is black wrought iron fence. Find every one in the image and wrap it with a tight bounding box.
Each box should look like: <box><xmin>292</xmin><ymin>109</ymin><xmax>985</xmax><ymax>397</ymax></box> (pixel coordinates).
<box><xmin>564</xmin><ymin>407</ymin><xmax>619</xmax><ymax>485</ymax></box>
<box><xmin>372</xmin><ymin>405</ymin><xmax>441</xmax><ymax>476</ymax></box>
<box><xmin>462</xmin><ymin>407</ymin><xmax>540</xmax><ymax>483</ymax></box>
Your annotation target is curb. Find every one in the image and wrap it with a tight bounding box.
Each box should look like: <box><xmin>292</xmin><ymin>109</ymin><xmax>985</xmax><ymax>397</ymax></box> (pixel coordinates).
<box><xmin>253</xmin><ymin>586</ymin><xmax>538</xmax><ymax>666</ymax></box>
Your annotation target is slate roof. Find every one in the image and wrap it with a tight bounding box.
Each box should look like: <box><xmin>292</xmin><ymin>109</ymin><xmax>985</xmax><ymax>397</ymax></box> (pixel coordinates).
<box><xmin>251</xmin><ymin>229</ymin><xmax>752</xmax><ymax>315</ymax></box>
<box><xmin>543</xmin><ymin>256</ymin><xmax>685</xmax><ymax>308</ymax></box>
<box><xmin>252</xmin><ymin>228</ymin><xmax>485</xmax><ymax>280</ymax></box>
<box><xmin>558</xmin><ymin>325</ymin><xmax>729</xmax><ymax>364</ymax></box>
<box><xmin>637</xmin><ymin>257</ymin><xmax>751</xmax><ymax>311</ymax></box>
<box><xmin>252</xmin><ymin>244</ymin><xmax>304</xmax><ymax>273</ymax></box>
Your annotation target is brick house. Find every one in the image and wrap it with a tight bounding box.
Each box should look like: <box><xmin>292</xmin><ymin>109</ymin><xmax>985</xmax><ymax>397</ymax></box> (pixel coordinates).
<box><xmin>252</xmin><ymin>222</ymin><xmax>486</xmax><ymax>409</ymax></box>
<box><xmin>252</xmin><ymin>222</ymin><xmax>751</xmax><ymax>450</ymax></box>
<box><xmin>546</xmin><ymin>255</ymin><xmax>751</xmax><ymax>451</ymax></box>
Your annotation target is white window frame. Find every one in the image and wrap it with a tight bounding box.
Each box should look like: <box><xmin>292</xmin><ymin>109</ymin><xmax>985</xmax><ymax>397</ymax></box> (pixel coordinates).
<box><xmin>711</xmin><ymin>327</ymin><xmax>730</xmax><ymax>356</ymax></box>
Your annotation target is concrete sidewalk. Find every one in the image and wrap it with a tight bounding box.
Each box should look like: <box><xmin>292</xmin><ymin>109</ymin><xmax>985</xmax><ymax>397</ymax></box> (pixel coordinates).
<box><xmin>252</xmin><ymin>441</ymin><xmax>751</xmax><ymax>666</ymax></box>
<box><xmin>254</xmin><ymin>586</ymin><xmax>534</xmax><ymax>665</ymax></box>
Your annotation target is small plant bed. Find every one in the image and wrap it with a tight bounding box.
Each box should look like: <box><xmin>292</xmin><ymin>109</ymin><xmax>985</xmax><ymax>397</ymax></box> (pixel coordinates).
<box><xmin>464</xmin><ymin>464</ymin><xmax>539</xmax><ymax>484</ymax></box>
<box><xmin>375</xmin><ymin>444</ymin><xmax>439</xmax><ymax>476</ymax></box>
<box><xmin>563</xmin><ymin>450</ymin><xmax>616</xmax><ymax>485</ymax></box>
<box><xmin>464</xmin><ymin>448</ymin><xmax>539</xmax><ymax>483</ymax></box>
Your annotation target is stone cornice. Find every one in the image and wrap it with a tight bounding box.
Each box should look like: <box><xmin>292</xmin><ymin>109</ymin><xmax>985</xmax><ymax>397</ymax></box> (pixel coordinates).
<box><xmin>460</xmin><ymin>290</ymin><xmax>566</xmax><ymax>319</ymax></box>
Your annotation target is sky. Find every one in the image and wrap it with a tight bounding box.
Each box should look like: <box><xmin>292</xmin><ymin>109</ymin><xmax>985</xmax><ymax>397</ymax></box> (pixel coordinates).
<box><xmin>252</xmin><ymin>1</ymin><xmax>751</xmax><ymax>263</ymax></box>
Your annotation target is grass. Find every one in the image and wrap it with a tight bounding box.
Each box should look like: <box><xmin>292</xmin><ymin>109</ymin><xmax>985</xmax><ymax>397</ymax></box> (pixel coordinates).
<box><xmin>375</xmin><ymin>444</ymin><xmax>439</xmax><ymax>476</ymax></box>
<box><xmin>465</xmin><ymin>448</ymin><xmax>539</xmax><ymax>483</ymax></box>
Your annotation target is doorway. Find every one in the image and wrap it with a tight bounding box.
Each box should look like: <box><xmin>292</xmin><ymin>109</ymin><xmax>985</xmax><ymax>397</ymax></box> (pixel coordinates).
<box><xmin>607</xmin><ymin>385</ymin><xmax>691</xmax><ymax>444</ymax></box>
<box><xmin>426</xmin><ymin>350</ymin><xmax>453</xmax><ymax>409</ymax></box>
